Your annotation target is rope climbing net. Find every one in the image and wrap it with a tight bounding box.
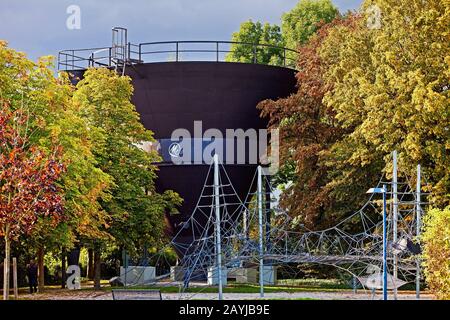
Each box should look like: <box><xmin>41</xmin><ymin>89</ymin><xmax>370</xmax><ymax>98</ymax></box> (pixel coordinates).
<box><xmin>122</xmin><ymin>152</ymin><xmax>427</xmax><ymax>300</ymax></box>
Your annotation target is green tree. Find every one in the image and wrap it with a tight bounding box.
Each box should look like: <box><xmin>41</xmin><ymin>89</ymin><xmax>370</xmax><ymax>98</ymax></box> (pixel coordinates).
<box><xmin>282</xmin><ymin>0</ymin><xmax>339</xmax><ymax>49</ymax></box>
<box><xmin>260</xmin><ymin>0</ymin><xmax>449</xmax><ymax>229</ymax></box>
<box><xmin>421</xmin><ymin>207</ymin><xmax>450</xmax><ymax>299</ymax></box>
<box><xmin>316</xmin><ymin>12</ymin><xmax>385</xmax><ymax>225</ymax></box>
<box><xmin>226</xmin><ymin>20</ymin><xmax>286</xmax><ymax>66</ymax></box>
<box><xmin>27</xmin><ymin>60</ymin><xmax>113</xmax><ymax>290</ymax></box>
<box><xmin>73</xmin><ymin>68</ymin><xmax>181</xmax><ymax>289</ymax></box>
<box><xmin>0</xmin><ymin>41</ymin><xmax>113</xmax><ymax>290</ymax></box>
<box><xmin>321</xmin><ymin>0</ymin><xmax>450</xmax><ymax>207</ymax></box>
<box><xmin>0</xmin><ymin>103</ymin><xmax>65</xmax><ymax>300</ymax></box>
<box><xmin>227</xmin><ymin>0</ymin><xmax>339</xmax><ymax>67</ymax></box>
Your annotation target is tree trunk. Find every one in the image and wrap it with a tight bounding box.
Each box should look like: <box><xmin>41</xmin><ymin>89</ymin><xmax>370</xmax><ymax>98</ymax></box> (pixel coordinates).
<box><xmin>67</xmin><ymin>246</ymin><xmax>80</xmax><ymax>266</ymax></box>
<box><xmin>115</xmin><ymin>258</ymin><xmax>120</xmax><ymax>276</ymax></box>
<box><xmin>87</xmin><ymin>248</ymin><xmax>94</xmax><ymax>280</ymax></box>
<box><xmin>37</xmin><ymin>246</ymin><xmax>45</xmax><ymax>293</ymax></box>
<box><xmin>3</xmin><ymin>227</ymin><xmax>10</xmax><ymax>300</ymax></box>
<box><xmin>93</xmin><ymin>247</ymin><xmax>101</xmax><ymax>290</ymax></box>
<box><xmin>61</xmin><ymin>248</ymin><xmax>66</xmax><ymax>289</ymax></box>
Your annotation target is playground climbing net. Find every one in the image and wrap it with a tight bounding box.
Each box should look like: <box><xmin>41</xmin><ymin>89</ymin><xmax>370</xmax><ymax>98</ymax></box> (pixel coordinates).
<box><xmin>122</xmin><ymin>152</ymin><xmax>428</xmax><ymax>300</ymax></box>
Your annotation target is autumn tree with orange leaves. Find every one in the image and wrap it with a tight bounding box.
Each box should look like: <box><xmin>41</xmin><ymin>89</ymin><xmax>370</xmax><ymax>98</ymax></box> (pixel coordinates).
<box><xmin>258</xmin><ymin>15</ymin><xmax>373</xmax><ymax>229</ymax></box>
<box><xmin>0</xmin><ymin>104</ymin><xmax>65</xmax><ymax>300</ymax></box>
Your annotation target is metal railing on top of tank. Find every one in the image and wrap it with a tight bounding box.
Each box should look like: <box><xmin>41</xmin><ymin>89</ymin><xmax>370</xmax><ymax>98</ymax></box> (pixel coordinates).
<box><xmin>57</xmin><ymin>41</ymin><xmax>298</xmax><ymax>71</ymax></box>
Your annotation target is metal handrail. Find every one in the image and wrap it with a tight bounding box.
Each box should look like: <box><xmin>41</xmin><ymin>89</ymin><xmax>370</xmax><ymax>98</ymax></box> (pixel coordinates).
<box><xmin>58</xmin><ymin>40</ymin><xmax>299</xmax><ymax>71</ymax></box>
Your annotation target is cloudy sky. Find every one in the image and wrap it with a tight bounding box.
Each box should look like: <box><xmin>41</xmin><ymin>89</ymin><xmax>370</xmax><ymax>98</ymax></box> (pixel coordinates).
<box><xmin>0</xmin><ymin>0</ymin><xmax>362</xmax><ymax>63</ymax></box>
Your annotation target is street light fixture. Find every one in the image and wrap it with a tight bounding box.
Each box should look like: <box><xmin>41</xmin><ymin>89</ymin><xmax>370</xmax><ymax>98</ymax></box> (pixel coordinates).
<box><xmin>367</xmin><ymin>184</ymin><xmax>388</xmax><ymax>300</ymax></box>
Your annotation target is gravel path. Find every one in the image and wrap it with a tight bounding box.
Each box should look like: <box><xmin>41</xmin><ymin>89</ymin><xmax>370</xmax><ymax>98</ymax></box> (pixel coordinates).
<box><xmin>166</xmin><ymin>291</ymin><xmax>433</xmax><ymax>300</ymax></box>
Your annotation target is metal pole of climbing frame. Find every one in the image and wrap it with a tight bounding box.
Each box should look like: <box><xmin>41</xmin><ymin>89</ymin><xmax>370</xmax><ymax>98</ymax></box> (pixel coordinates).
<box><xmin>383</xmin><ymin>184</ymin><xmax>388</xmax><ymax>301</ymax></box>
<box><xmin>265</xmin><ymin>179</ymin><xmax>271</xmax><ymax>251</ymax></box>
<box><xmin>213</xmin><ymin>154</ymin><xmax>223</xmax><ymax>300</ymax></box>
<box><xmin>416</xmin><ymin>164</ymin><xmax>421</xmax><ymax>299</ymax></box>
<box><xmin>392</xmin><ymin>150</ymin><xmax>398</xmax><ymax>300</ymax></box>
<box><xmin>257</xmin><ymin>165</ymin><xmax>264</xmax><ymax>298</ymax></box>
<box><xmin>243</xmin><ymin>209</ymin><xmax>248</xmax><ymax>240</ymax></box>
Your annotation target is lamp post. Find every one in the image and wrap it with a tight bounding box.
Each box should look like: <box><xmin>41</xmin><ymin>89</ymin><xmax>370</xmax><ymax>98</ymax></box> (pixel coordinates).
<box><xmin>367</xmin><ymin>185</ymin><xmax>388</xmax><ymax>300</ymax></box>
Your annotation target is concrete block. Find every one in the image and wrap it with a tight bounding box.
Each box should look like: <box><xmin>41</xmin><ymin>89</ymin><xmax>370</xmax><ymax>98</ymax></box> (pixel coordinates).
<box><xmin>120</xmin><ymin>266</ymin><xmax>155</xmax><ymax>286</ymax></box>
<box><xmin>170</xmin><ymin>266</ymin><xmax>185</xmax><ymax>282</ymax></box>
<box><xmin>261</xmin><ymin>266</ymin><xmax>277</xmax><ymax>285</ymax></box>
<box><xmin>233</xmin><ymin>268</ymin><xmax>258</xmax><ymax>284</ymax></box>
<box><xmin>207</xmin><ymin>266</ymin><xmax>228</xmax><ymax>286</ymax></box>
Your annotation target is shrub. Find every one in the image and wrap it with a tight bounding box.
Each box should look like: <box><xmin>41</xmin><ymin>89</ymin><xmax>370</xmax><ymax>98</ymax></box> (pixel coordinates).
<box><xmin>421</xmin><ymin>207</ymin><xmax>450</xmax><ymax>299</ymax></box>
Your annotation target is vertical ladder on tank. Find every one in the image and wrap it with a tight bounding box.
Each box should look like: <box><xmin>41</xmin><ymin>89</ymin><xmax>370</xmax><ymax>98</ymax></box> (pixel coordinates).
<box><xmin>112</xmin><ymin>27</ymin><xmax>128</xmax><ymax>75</ymax></box>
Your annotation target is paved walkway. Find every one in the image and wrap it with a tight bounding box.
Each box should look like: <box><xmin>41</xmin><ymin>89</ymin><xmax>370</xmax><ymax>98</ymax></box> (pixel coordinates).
<box><xmin>167</xmin><ymin>291</ymin><xmax>433</xmax><ymax>300</ymax></box>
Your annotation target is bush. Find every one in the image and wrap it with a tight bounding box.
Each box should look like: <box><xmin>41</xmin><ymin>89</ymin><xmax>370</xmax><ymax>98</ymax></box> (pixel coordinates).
<box><xmin>421</xmin><ymin>207</ymin><xmax>450</xmax><ymax>299</ymax></box>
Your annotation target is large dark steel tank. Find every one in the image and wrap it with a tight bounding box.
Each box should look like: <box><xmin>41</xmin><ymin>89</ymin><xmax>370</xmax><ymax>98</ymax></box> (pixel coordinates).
<box><xmin>124</xmin><ymin>61</ymin><xmax>297</xmax><ymax>254</ymax></box>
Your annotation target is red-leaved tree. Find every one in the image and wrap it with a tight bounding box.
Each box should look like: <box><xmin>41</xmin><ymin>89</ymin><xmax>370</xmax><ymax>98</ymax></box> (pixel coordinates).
<box><xmin>0</xmin><ymin>102</ymin><xmax>65</xmax><ymax>299</ymax></box>
<box><xmin>258</xmin><ymin>15</ymin><xmax>361</xmax><ymax>229</ymax></box>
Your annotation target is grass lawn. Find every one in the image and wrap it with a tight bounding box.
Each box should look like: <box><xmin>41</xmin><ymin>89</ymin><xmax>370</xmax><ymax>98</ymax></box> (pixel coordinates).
<box><xmin>103</xmin><ymin>278</ymin><xmax>351</xmax><ymax>294</ymax></box>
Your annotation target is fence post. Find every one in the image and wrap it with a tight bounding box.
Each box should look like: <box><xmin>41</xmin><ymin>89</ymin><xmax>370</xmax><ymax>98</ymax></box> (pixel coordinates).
<box><xmin>216</xmin><ymin>42</ymin><xmax>219</xmax><ymax>62</ymax></box>
<box><xmin>3</xmin><ymin>258</ymin><xmax>8</xmax><ymax>300</ymax></box>
<box><xmin>139</xmin><ymin>44</ymin><xmax>142</xmax><ymax>62</ymax></box>
<box><xmin>13</xmin><ymin>258</ymin><xmax>18</xmax><ymax>300</ymax></box>
<box><xmin>176</xmin><ymin>42</ymin><xmax>179</xmax><ymax>62</ymax></box>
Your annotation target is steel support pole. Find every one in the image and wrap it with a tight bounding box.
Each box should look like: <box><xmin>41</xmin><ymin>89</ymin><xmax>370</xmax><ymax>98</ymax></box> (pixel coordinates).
<box><xmin>383</xmin><ymin>184</ymin><xmax>388</xmax><ymax>301</ymax></box>
<box><xmin>213</xmin><ymin>154</ymin><xmax>223</xmax><ymax>300</ymax></box>
<box><xmin>243</xmin><ymin>209</ymin><xmax>248</xmax><ymax>240</ymax></box>
<box><xmin>257</xmin><ymin>166</ymin><xmax>264</xmax><ymax>298</ymax></box>
<box><xmin>416</xmin><ymin>164</ymin><xmax>421</xmax><ymax>299</ymax></box>
<box><xmin>265</xmin><ymin>179</ymin><xmax>271</xmax><ymax>251</ymax></box>
<box><xmin>392</xmin><ymin>150</ymin><xmax>398</xmax><ymax>299</ymax></box>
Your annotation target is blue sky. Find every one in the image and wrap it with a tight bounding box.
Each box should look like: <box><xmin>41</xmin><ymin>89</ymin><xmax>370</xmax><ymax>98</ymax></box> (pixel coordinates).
<box><xmin>0</xmin><ymin>0</ymin><xmax>362</xmax><ymax>63</ymax></box>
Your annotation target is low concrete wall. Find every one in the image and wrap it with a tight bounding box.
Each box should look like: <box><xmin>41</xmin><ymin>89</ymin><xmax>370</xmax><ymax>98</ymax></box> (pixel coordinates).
<box><xmin>120</xmin><ymin>266</ymin><xmax>156</xmax><ymax>286</ymax></box>
<box><xmin>228</xmin><ymin>268</ymin><xmax>258</xmax><ymax>284</ymax></box>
